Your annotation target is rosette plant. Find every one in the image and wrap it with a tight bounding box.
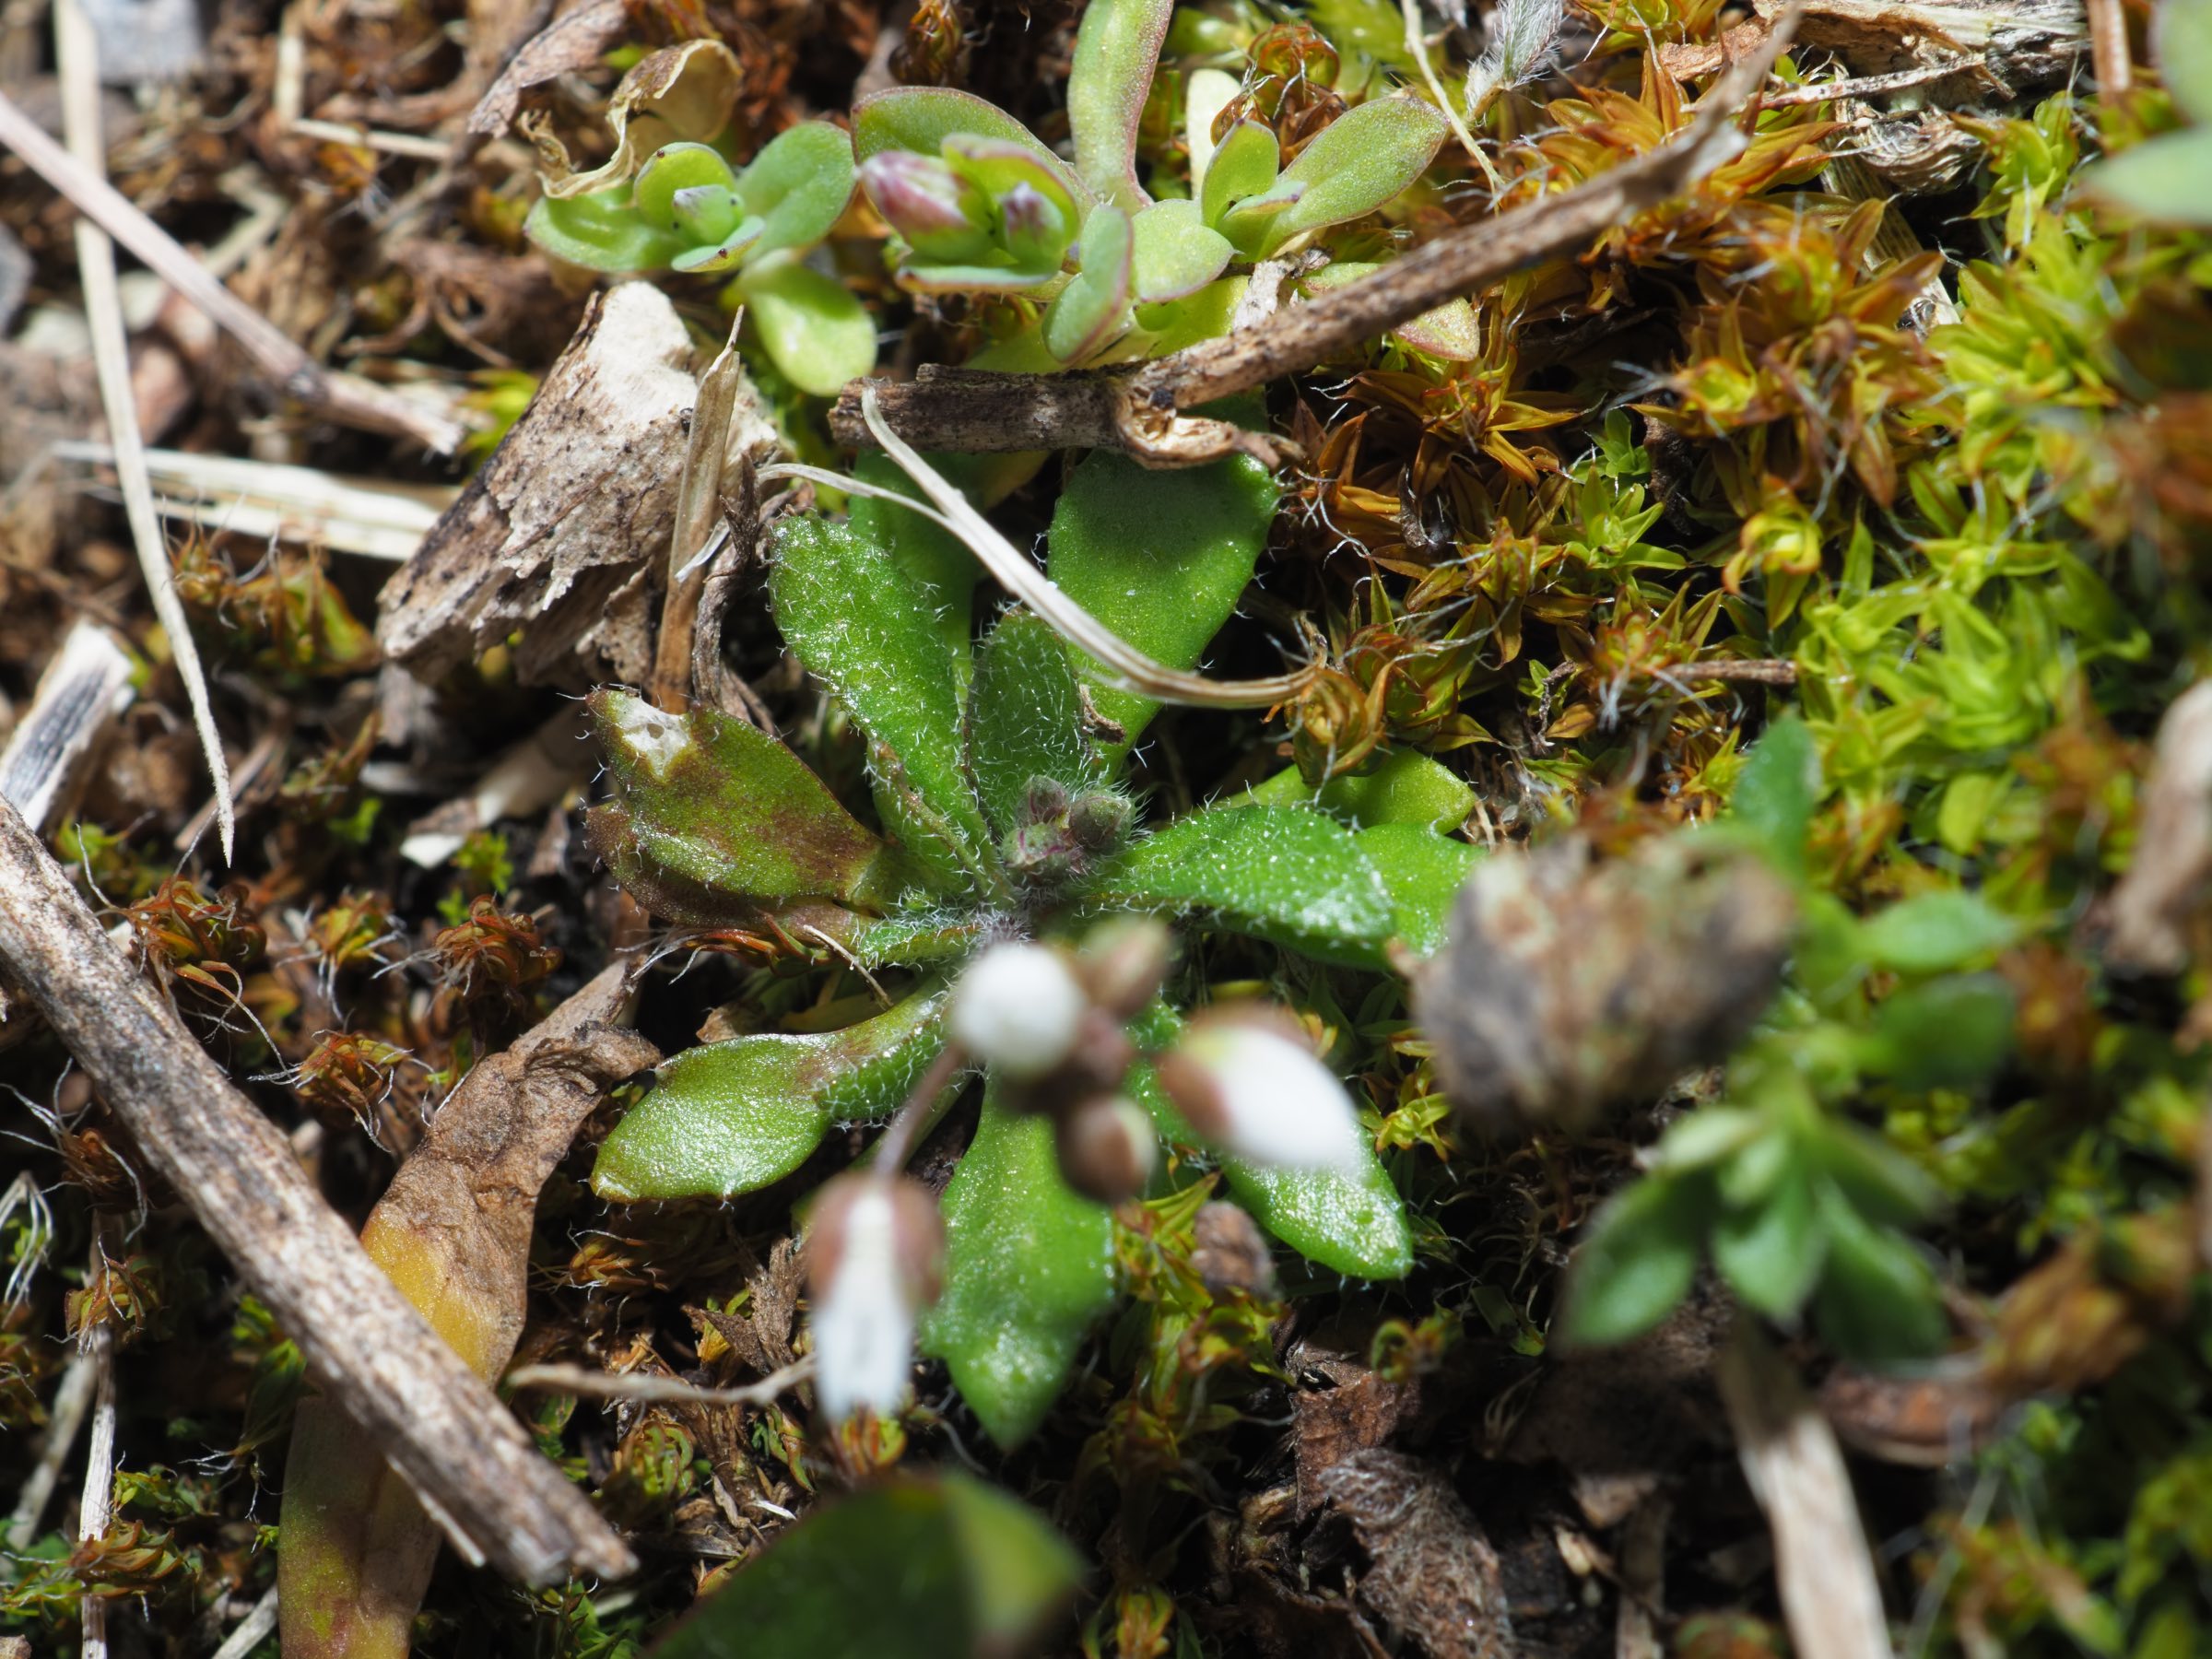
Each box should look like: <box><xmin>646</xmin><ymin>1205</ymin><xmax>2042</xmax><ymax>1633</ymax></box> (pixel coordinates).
<box><xmin>523</xmin><ymin>41</ymin><xmax>874</xmax><ymax>395</ymax></box>
<box><xmin>584</xmin><ymin>436</ymin><xmax>1478</xmax><ymax>1446</ymax></box>
<box><xmin>854</xmin><ymin>0</ymin><xmax>1450</xmax><ymax>365</ymax></box>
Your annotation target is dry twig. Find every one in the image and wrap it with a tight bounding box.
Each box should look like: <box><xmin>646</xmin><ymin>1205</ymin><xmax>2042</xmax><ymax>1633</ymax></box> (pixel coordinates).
<box><xmin>0</xmin><ymin>91</ymin><xmax>465</xmax><ymax>453</ymax></box>
<box><xmin>1717</xmin><ymin>1324</ymin><xmax>1892</xmax><ymax>1659</ymax></box>
<box><xmin>0</xmin><ymin>794</ymin><xmax>636</xmax><ymax>1584</ymax></box>
<box><xmin>831</xmin><ymin>14</ymin><xmax>1799</xmax><ymax>467</ymax></box>
<box><xmin>55</xmin><ymin>0</ymin><xmax>235</xmax><ymax>862</ymax></box>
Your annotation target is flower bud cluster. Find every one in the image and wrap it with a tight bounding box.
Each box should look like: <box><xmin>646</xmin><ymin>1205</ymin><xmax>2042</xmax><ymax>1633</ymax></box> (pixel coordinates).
<box><xmin>858</xmin><ymin>135</ymin><xmax>1081</xmax><ymax>294</ymax></box>
<box><xmin>949</xmin><ymin>927</ymin><xmax>1169</xmax><ymax>1205</ymax></box>
<box><xmin>949</xmin><ymin>925</ymin><xmax>1371</xmax><ymax>1200</ymax></box>
<box><xmin>1001</xmin><ymin>775</ymin><xmax>1135</xmax><ymax>889</ymax></box>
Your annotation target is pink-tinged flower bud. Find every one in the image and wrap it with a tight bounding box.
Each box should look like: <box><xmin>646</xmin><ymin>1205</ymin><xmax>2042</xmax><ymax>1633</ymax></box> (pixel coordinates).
<box><xmin>949</xmin><ymin>941</ymin><xmax>1088</xmax><ymax>1080</ymax></box>
<box><xmin>1156</xmin><ymin>1010</ymin><xmax>1366</xmax><ymax>1173</ymax></box>
<box><xmin>1054</xmin><ymin>1094</ymin><xmax>1157</xmax><ymax>1204</ymax></box>
<box><xmin>805</xmin><ymin>1174</ymin><xmax>944</xmax><ymax>1424</ymax></box>
<box><xmin>858</xmin><ymin>151</ymin><xmax>992</xmax><ymax>261</ymax></box>
<box><xmin>996</xmin><ymin>182</ymin><xmax>1067</xmax><ymax>268</ymax></box>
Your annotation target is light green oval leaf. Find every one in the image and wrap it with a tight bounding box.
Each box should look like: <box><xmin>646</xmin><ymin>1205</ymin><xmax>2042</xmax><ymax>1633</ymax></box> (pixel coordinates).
<box><xmin>1254</xmin><ymin>96</ymin><xmax>1448</xmax><ymax>256</ymax></box>
<box><xmin>854</xmin><ymin>86</ymin><xmax>1087</xmax><ymax>205</ymax></box>
<box><xmin>1201</xmin><ymin>120</ymin><xmax>1282</xmax><ymax>231</ymax></box>
<box><xmin>1712</xmin><ymin>1169</ymin><xmax>1826</xmax><ymax>1320</ymax></box>
<box><xmin>1855</xmin><ymin>889</ymin><xmax>2018</xmax><ymax>974</ymax></box>
<box><xmin>1244</xmin><ymin>747</ymin><xmax>1474</xmax><ymax>831</ymax></box>
<box><xmin>1067</xmin><ymin>0</ymin><xmax>1172</xmax><ymax>209</ymax></box>
<box><xmin>2157</xmin><ymin>0</ymin><xmax>2212</xmax><ymax>124</ymax></box>
<box><xmin>1044</xmin><ymin>204</ymin><xmax>1133</xmax><ymax>363</ymax></box>
<box><xmin>736</xmin><ymin>120</ymin><xmax>858</xmax><ymax>254</ymax></box>
<box><xmin>735</xmin><ymin>253</ymin><xmax>877</xmax><ymax>396</ymax></box>
<box><xmin>1558</xmin><ymin>1172</ymin><xmax>1709</xmax><ymax>1348</ymax></box>
<box><xmin>1808</xmin><ymin>1181</ymin><xmax>1947</xmax><ymax>1364</ymax></box>
<box><xmin>1130</xmin><ymin>199</ymin><xmax>1235</xmax><ymax>302</ymax></box>
<box><xmin>2081</xmin><ymin>130</ymin><xmax>2212</xmax><ymax>227</ymax></box>
<box><xmin>523</xmin><ymin>189</ymin><xmax>685</xmax><ymax>273</ymax></box>
<box><xmin>923</xmin><ymin>1088</ymin><xmax>1118</xmax><ymax>1447</ymax></box>
<box><xmin>1729</xmin><ymin>713</ymin><xmax>1819</xmax><ymax>878</ymax></box>
<box><xmin>593</xmin><ymin>993</ymin><xmax>948</xmax><ymax>1201</ymax></box>
<box><xmin>1082</xmin><ymin>805</ymin><xmax>1396</xmax><ymax>967</ymax></box>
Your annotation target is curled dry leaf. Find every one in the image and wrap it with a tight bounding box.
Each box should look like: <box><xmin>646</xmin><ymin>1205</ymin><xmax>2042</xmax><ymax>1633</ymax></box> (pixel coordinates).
<box><xmin>377</xmin><ymin>282</ymin><xmax>775</xmax><ymax>690</ymax></box>
<box><xmin>279</xmin><ymin>964</ymin><xmax>659</xmax><ymax>1659</ymax></box>
<box><xmin>538</xmin><ymin>40</ymin><xmax>746</xmax><ymax>199</ymax></box>
<box><xmin>1411</xmin><ymin>836</ymin><xmax>1795</xmax><ymax>1138</ymax></box>
<box><xmin>466</xmin><ymin>0</ymin><xmax>629</xmax><ymax>137</ymax></box>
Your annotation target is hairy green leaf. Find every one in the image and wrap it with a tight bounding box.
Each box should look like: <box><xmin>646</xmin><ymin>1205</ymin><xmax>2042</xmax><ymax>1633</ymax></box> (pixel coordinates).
<box><xmin>1355</xmin><ymin>823</ymin><xmax>1480</xmax><ymax>956</ymax></box>
<box><xmin>966</xmin><ymin>610</ymin><xmax>1107</xmax><ymax>834</ymax></box>
<box><xmin>922</xmin><ymin>1088</ymin><xmax>1117</xmax><ymax>1447</ymax></box>
<box><xmin>1250</xmin><ymin>97</ymin><xmax>1447</xmax><ymax>257</ymax></box>
<box><xmin>593</xmin><ymin>993</ymin><xmax>948</xmax><ymax>1201</ymax></box>
<box><xmin>1082</xmin><ymin>805</ymin><xmax>1396</xmax><ymax>966</ymax></box>
<box><xmin>771</xmin><ymin>516</ymin><xmax>994</xmax><ymax>896</ymax></box>
<box><xmin>590</xmin><ymin>689</ymin><xmax>892</xmax><ymax>907</ymax></box>
<box><xmin>1244</xmin><ymin>747</ymin><xmax>1475</xmax><ymax>831</ymax></box>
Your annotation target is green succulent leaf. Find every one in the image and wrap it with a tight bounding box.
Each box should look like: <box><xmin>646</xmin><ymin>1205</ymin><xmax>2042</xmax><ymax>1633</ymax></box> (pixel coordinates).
<box><xmin>736</xmin><ymin>121</ymin><xmax>859</xmax><ymax>255</ymax></box>
<box><xmin>593</xmin><ymin>993</ymin><xmax>949</xmax><ymax>1201</ymax></box>
<box><xmin>2159</xmin><ymin>0</ymin><xmax>2212</xmax><ymax>124</ymax></box>
<box><xmin>1559</xmin><ymin>1171</ymin><xmax>1711</xmax><ymax>1348</ymax></box>
<box><xmin>1729</xmin><ymin>713</ymin><xmax>1821</xmax><ymax>879</ymax></box>
<box><xmin>1201</xmin><ymin>120</ymin><xmax>1282</xmax><ymax>233</ymax></box>
<box><xmin>966</xmin><ymin>610</ymin><xmax>1108</xmax><ymax>835</ymax></box>
<box><xmin>1045</xmin><ymin>436</ymin><xmax>1277</xmax><ymax>750</ymax></box>
<box><xmin>1354</xmin><ymin>823</ymin><xmax>1480</xmax><ymax>957</ymax></box>
<box><xmin>1863</xmin><ymin>974</ymin><xmax>2017</xmax><ymax>1089</ymax></box>
<box><xmin>589</xmin><ymin>689</ymin><xmax>894</xmax><ymax>908</ymax></box>
<box><xmin>1247</xmin><ymin>96</ymin><xmax>1448</xmax><ymax>257</ymax></box>
<box><xmin>1082</xmin><ymin>805</ymin><xmax>1396</xmax><ymax>967</ymax></box>
<box><xmin>923</xmin><ymin>1087</ymin><xmax>1118</xmax><ymax>1448</ymax></box>
<box><xmin>1044</xmin><ymin>204</ymin><xmax>1134</xmax><ymax>363</ymax></box>
<box><xmin>1066</xmin><ymin>0</ymin><xmax>1172</xmax><ymax>210</ymax></box>
<box><xmin>771</xmin><ymin>516</ymin><xmax>994</xmax><ymax>897</ymax></box>
<box><xmin>854</xmin><ymin>88</ymin><xmax>1079</xmax><ymax>190</ymax></box>
<box><xmin>1712</xmin><ymin>1168</ymin><xmax>1827</xmax><ymax>1320</ymax></box>
<box><xmin>2081</xmin><ymin>130</ymin><xmax>2212</xmax><ymax>227</ymax></box>
<box><xmin>653</xmin><ymin>1476</ymin><xmax>1081</xmax><ymax>1659</ymax></box>
<box><xmin>733</xmin><ymin>253</ymin><xmax>878</xmax><ymax>396</ymax></box>
<box><xmin>635</xmin><ymin>141</ymin><xmax>747</xmax><ymax>238</ymax></box>
<box><xmin>1130</xmin><ymin>199</ymin><xmax>1235</xmax><ymax>302</ymax></box>
<box><xmin>523</xmin><ymin>188</ymin><xmax>686</xmax><ymax>273</ymax></box>
<box><xmin>1808</xmin><ymin>1182</ymin><xmax>1949</xmax><ymax>1363</ymax></box>
<box><xmin>1856</xmin><ymin>890</ymin><xmax>2018</xmax><ymax>974</ymax></box>
<box><xmin>1244</xmin><ymin>747</ymin><xmax>1474</xmax><ymax>831</ymax></box>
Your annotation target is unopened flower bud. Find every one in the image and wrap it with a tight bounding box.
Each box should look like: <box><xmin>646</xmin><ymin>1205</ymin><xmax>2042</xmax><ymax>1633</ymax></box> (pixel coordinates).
<box><xmin>859</xmin><ymin>151</ymin><xmax>992</xmax><ymax>261</ymax></box>
<box><xmin>1054</xmin><ymin>1094</ymin><xmax>1157</xmax><ymax>1204</ymax></box>
<box><xmin>997</xmin><ymin>182</ymin><xmax>1067</xmax><ymax>267</ymax></box>
<box><xmin>667</xmin><ymin>182</ymin><xmax>741</xmax><ymax>245</ymax></box>
<box><xmin>1067</xmin><ymin>789</ymin><xmax>1134</xmax><ymax>853</ymax></box>
<box><xmin>950</xmin><ymin>941</ymin><xmax>1088</xmax><ymax>1080</ymax></box>
<box><xmin>805</xmin><ymin>1174</ymin><xmax>944</xmax><ymax>1424</ymax></box>
<box><xmin>1157</xmin><ymin>1010</ymin><xmax>1366</xmax><ymax>1173</ymax></box>
<box><xmin>1077</xmin><ymin>918</ymin><xmax>1172</xmax><ymax>1019</ymax></box>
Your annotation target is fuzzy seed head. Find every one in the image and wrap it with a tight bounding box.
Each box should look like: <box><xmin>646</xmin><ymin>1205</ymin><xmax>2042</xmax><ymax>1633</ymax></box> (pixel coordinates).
<box><xmin>949</xmin><ymin>942</ymin><xmax>1089</xmax><ymax>1080</ymax></box>
<box><xmin>1158</xmin><ymin>1011</ymin><xmax>1365</xmax><ymax>1173</ymax></box>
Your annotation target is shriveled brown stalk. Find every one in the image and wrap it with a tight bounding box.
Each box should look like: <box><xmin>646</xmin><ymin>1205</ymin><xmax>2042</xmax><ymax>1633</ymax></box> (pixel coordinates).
<box><xmin>0</xmin><ymin>91</ymin><xmax>465</xmax><ymax>454</ymax></box>
<box><xmin>0</xmin><ymin>794</ymin><xmax>635</xmax><ymax>1585</ymax></box>
<box><xmin>831</xmin><ymin>12</ymin><xmax>1799</xmax><ymax>468</ymax></box>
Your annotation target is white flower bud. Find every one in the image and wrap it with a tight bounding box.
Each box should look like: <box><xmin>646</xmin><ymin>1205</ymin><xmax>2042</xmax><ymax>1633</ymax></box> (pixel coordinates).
<box><xmin>806</xmin><ymin>1175</ymin><xmax>944</xmax><ymax>1424</ymax></box>
<box><xmin>1157</xmin><ymin>1012</ymin><xmax>1366</xmax><ymax>1173</ymax></box>
<box><xmin>949</xmin><ymin>942</ymin><xmax>1089</xmax><ymax>1080</ymax></box>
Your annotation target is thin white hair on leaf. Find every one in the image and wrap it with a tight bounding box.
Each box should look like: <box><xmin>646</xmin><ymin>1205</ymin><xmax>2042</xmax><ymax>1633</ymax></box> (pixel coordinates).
<box><xmin>777</xmin><ymin>390</ymin><xmax>1314</xmax><ymax>712</ymax></box>
<box><xmin>1465</xmin><ymin>0</ymin><xmax>1567</xmax><ymax>119</ymax></box>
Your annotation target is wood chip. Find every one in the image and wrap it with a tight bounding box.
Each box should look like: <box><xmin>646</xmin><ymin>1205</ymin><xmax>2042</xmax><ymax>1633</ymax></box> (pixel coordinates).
<box><xmin>0</xmin><ymin>617</ymin><xmax>134</xmax><ymax>837</ymax></box>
